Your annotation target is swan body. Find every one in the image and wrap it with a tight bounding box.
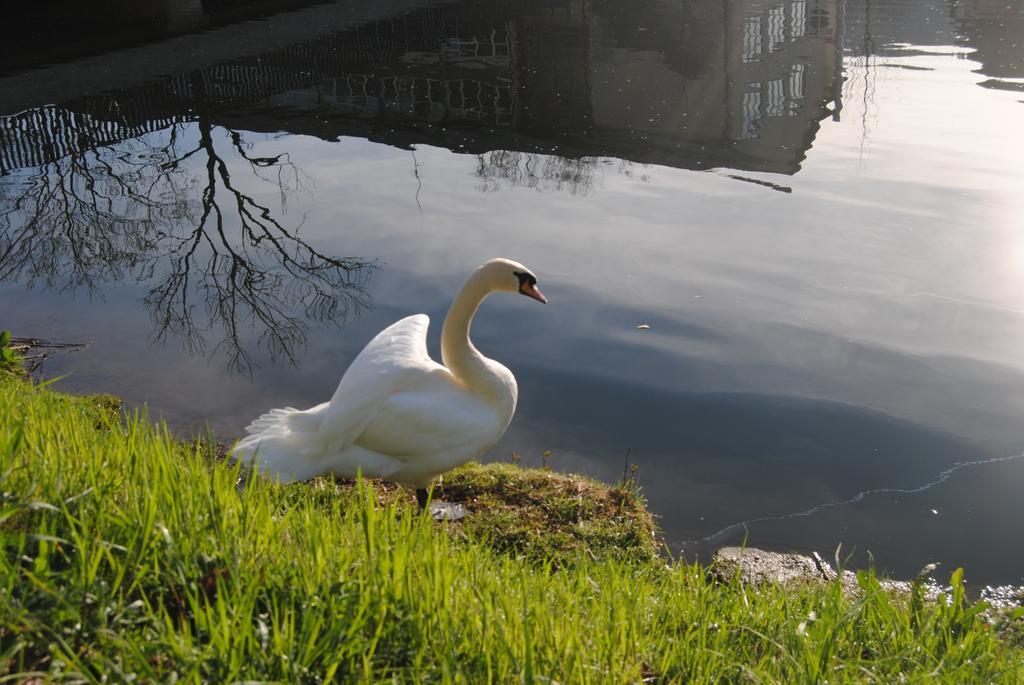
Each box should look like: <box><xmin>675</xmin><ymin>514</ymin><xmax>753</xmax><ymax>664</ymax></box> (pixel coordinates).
<box><xmin>231</xmin><ymin>258</ymin><xmax>547</xmax><ymax>487</ymax></box>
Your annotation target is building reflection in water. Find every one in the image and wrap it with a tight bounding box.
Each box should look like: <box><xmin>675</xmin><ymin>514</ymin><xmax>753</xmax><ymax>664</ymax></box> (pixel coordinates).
<box><xmin>251</xmin><ymin>0</ymin><xmax>841</xmax><ymax>176</ymax></box>
<box><xmin>1</xmin><ymin>0</ymin><xmax>843</xmax><ymax>179</ymax></box>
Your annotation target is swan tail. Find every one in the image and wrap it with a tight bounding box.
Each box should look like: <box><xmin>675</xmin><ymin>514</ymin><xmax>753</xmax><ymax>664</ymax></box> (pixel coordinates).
<box><xmin>244</xmin><ymin>407</ymin><xmax>299</xmax><ymax>434</ymax></box>
<box><xmin>231</xmin><ymin>407</ymin><xmax>327</xmax><ymax>483</ymax></box>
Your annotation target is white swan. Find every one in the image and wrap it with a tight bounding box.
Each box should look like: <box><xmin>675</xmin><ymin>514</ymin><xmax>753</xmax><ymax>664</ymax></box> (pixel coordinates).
<box><xmin>231</xmin><ymin>258</ymin><xmax>547</xmax><ymax>504</ymax></box>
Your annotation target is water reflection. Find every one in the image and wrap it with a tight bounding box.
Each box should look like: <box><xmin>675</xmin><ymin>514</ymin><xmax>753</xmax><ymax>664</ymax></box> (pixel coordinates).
<box><xmin>842</xmin><ymin>0</ymin><xmax>1024</xmax><ymax>98</ymax></box>
<box><xmin>475</xmin><ymin>152</ymin><xmax>612</xmax><ymax>195</ymax></box>
<box><xmin>3</xmin><ymin>0</ymin><xmax>333</xmax><ymax>77</ymax></box>
<box><xmin>0</xmin><ymin>0</ymin><xmax>847</xmax><ymax>364</ymax></box>
<box><xmin>0</xmin><ymin>0</ymin><xmax>843</xmax><ymax>179</ymax></box>
<box><xmin>0</xmin><ymin>109</ymin><xmax>374</xmax><ymax>372</ymax></box>
<box><xmin>246</xmin><ymin>0</ymin><xmax>840</xmax><ymax>174</ymax></box>
<box><xmin>953</xmin><ymin>0</ymin><xmax>1024</xmax><ymax>95</ymax></box>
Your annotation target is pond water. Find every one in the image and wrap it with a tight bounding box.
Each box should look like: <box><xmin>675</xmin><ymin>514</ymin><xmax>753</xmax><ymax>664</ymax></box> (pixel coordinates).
<box><xmin>2</xmin><ymin>0</ymin><xmax>1023</xmax><ymax>585</ymax></box>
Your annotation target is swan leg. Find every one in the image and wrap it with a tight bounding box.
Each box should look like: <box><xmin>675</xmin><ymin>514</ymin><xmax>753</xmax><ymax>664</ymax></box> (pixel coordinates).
<box><xmin>416</xmin><ymin>488</ymin><xmax>429</xmax><ymax>509</ymax></box>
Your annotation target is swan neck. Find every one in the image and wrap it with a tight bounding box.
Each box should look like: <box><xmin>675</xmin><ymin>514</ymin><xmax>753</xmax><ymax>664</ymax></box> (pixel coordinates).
<box><xmin>441</xmin><ymin>270</ymin><xmax>499</xmax><ymax>397</ymax></box>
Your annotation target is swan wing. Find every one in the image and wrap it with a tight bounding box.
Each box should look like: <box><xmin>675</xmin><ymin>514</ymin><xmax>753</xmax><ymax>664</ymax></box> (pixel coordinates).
<box><xmin>317</xmin><ymin>314</ymin><xmax>447</xmax><ymax>452</ymax></box>
<box><xmin>355</xmin><ymin>382</ymin><xmax>503</xmax><ymax>459</ymax></box>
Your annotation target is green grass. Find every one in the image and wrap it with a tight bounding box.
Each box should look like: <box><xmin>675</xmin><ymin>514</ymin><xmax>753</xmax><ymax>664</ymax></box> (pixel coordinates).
<box><xmin>1</xmin><ymin>375</ymin><xmax>1022</xmax><ymax>683</ymax></box>
<box><xmin>0</xmin><ymin>331</ymin><xmax>24</xmax><ymax>377</ymax></box>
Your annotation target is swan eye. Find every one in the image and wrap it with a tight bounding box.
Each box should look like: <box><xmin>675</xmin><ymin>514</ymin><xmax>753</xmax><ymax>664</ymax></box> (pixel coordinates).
<box><xmin>513</xmin><ymin>271</ymin><xmax>537</xmax><ymax>287</ymax></box>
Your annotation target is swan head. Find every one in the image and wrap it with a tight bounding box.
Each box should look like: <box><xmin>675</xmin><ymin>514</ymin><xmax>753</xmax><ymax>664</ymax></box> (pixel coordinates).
<box><xmin>479</xmin><ymin>258</ymin><xmax>547</xmax><ymax>304</ymax></box>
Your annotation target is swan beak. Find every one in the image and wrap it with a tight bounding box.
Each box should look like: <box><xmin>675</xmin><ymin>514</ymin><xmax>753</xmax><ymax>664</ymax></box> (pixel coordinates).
<box><xmin>520</xmin><ymin>283</ymin><xmax>548</xmax><ymax>303</ymax></box>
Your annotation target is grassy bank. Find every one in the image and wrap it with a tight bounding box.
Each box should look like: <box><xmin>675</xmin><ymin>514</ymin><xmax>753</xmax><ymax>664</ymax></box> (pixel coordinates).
<box><xmin>1</xmin><ymin>375</ymin><xmax>1022</xmax><ymax>683</ymax></box>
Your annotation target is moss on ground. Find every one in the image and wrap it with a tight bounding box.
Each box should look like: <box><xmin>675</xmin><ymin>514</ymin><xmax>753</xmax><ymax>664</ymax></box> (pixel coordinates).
<box><xmin>438</xmin><ymin>462</ymin><xmax>660</xmax><ymax>566</ymax></box>
<box><xmin>305</xmin><ymin>462</ymin><xmax>660</xmax><ymax>568</ymax></box>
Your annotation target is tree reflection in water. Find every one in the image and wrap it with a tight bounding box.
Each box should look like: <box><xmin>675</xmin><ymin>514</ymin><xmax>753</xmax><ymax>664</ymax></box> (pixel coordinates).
<box><xmin>475</xmin><ymin>151</ymin><xmax>645</xmax><ymax>196</ymax></box>
<box><xmin>0</xmin><ymin>116</ymin><xmax>374</xmax><ymax>373</ymax></box>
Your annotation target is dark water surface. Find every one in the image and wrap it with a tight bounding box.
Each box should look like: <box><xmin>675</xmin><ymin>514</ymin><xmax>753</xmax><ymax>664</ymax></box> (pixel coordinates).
<box><xmin>2</xmin><ymin>0</ymin><xmax>1023</xmax><ymax>584</ymax></box>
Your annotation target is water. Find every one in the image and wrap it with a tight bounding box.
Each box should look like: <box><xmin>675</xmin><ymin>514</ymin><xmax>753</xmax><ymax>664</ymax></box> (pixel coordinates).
<box><xmin>2</xmin><ymin>0</ymin><xmax>1023</xmax><ymax>585</ymax></box>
